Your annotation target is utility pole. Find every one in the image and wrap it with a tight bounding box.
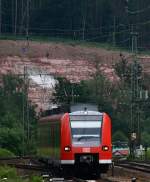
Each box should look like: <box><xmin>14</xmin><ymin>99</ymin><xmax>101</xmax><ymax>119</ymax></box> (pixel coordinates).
<box><xmin>125</xmin><ymin>0</ymin><xmax>140</xmax><ymax>159</ymax></box>
<box><xmin>130</xmin><ymin>31</ymin><xmax>140</xmax><ymax>158</ymax></box>
<box><xmin>21</xmin><ymin>0</ymin><xmax>24</xmax><ymax>21</ymax></box>
<box><xmin>82</xmin><ymin>17</ymin><xmax>85</xmax><ymax>41</ymax></box>
<box><xmin>22</xmin><ymin>66</ymin><xmax>26</xmax><ymax>156</ymax></box>
<box><xmin>26</xmin><ymin>69</ymin><xmax>30</xmax><ymax>142</ymax></box>
<box><xmin>20</xmin><ymin>0</ymin><xmax>24</xmax><ymax>34</ymax></box>
<box><xmin>26</xmin><ymin>0</ymin><xmax>29</xmax><ymax>38</ymax></box>
<box><xmin>14</xmin><ymin>0</ymin><xmax>17</xmax><ymax>35</ymax></box>
<box><xmin>113</xmin><ymin>16</ymin><xmax>116</xmax><ymax>46</ymax></box>
<box><xmin>12</xmin><ymin>0</ymin><xmax>14</xmax><ymax>33</ymax></box>
<box><xmin>23</xmin><ymin>66</ymin><xmax>30</xmax><ymax>155</ymax></box>
<box><xmin>82</xmin><ymin>0</ymin><xmax>87</xmax><ymax>41</ymax></box>
<box><xmin>131</xmin><ymin>31</ymin><xmax>138</xmax><ymax>54</ymax></box>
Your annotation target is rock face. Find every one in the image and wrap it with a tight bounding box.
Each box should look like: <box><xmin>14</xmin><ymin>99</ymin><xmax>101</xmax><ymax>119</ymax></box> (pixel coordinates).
<box><xmin>0</xmin><ymin>56</ymin><xmax>119</xmax><ymax>112</ymax></box>
<box><xmin>0</xmin><ymin>40</ymin><xmax>148</xmax><ymax>112</ymax></box>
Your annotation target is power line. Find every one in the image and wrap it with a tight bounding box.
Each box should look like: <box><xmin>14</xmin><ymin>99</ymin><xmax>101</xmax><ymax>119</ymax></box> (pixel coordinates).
<box><xmin>0</xmin><ymin>23</ymin><xmax>116</xmax><ymax>32</ymax></box>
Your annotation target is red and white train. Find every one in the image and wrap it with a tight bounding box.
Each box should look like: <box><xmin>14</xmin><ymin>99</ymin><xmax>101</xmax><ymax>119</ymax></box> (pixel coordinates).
<box><xmin>38</xmin><ymin>106</ymin><xmax>112</xmax><ymax>175</ymax></box>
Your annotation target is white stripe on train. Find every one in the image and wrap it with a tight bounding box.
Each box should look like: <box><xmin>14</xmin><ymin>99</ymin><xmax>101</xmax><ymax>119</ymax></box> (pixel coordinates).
<box><xmin>61</xmin><ymin>159</ymin><xmax>112</xmax><ymax>164</ymax></box>
<box><xmin>71</xmin><ymin>121</ymin><xmax>101</xmax><ymax>128</ymax></box>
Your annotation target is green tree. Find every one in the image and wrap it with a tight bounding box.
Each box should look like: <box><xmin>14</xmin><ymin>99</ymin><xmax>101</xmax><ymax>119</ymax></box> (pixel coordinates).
<box><xmin>113</xmin><ymin>130</ymin><xmax>128</xmax><ymax>142</ymax></box>
<box><xmin>141</xmin><ymin>132</ymin><xmax>150</xmax><ymax>147</ymax></box>
<box><xmin>0</xmin><ymin>74</ymin><xmax>37</xmax><ymax>155</ymax></box>
<box><xmin>53</xmin><ymin>68</ymin><xmax>116</xmax><ymax>120</ymax></box>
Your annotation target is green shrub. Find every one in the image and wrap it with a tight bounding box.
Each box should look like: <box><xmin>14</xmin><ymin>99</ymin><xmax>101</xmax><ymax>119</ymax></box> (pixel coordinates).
<box><xmin>0</xmin><ymin>166</ymin><xmax>17</xmax><ymax>179</ymax></box>
<box><xmin>112</xmin><ymin>130</ymin><xmax>128</xmax><ymax>142</ymax></box>
<box><xmin>0</xmin><ymin>166</ymin><xmax>42</xmax><ymax>182</ymax></box>
<box><xmin>0</xmin><ymin>148</ymin><xmax>15</xmax><ymax>158</ymax></box>
<box><xmin>148</xmin><ymin>151</ymin><xmax>150</xmax><ymax>159</ymax></box>
<box><xmin>30</xmin><ymin>176</ymin><xmax>42</xmax><ymax>182</ymax></box>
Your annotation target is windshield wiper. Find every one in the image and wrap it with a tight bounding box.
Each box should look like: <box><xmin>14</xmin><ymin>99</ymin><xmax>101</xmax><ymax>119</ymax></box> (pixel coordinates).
<box><xmin>77</xmin><ymin>136</ymin><xmax>98</xmax><ymax>141</ymax></box>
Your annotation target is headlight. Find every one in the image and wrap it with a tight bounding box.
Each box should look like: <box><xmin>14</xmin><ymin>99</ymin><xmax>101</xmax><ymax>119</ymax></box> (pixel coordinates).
<box><xmin>102</xmin><ymin>145</ymin><xmax>109</xmax><ymax>151</ymax></box>
<box><xmin>64</xmin><ymin>146</ymin><xmax>71</xmax><ymax>152</ymax></box>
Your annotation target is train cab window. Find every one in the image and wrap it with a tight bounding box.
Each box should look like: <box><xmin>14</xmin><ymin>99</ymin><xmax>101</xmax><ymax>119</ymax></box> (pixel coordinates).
<box><xmin>70</xmin><ymin>112</ymin><xmax>102</xmax><ymax>147</ymax></box>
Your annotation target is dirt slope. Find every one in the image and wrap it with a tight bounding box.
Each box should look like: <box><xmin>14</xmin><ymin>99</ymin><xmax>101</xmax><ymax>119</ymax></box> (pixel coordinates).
<box><xmin>0</xmin><ymin>40</ymin><xmax>149</xmax><ymax>112</ymax></box>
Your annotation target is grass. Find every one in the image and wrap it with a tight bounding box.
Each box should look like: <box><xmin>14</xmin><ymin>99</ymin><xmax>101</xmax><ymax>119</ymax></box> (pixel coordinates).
<box><xmin>0</xmin><ymin>166</ymin><xmax>42</xmax><ymax>182</ymax></box>
<box><xmin>0</xmin><ymin>33</ymin><xmax>130</xmax><ymax>52</ymax></box>
<box><xmin>37</xmin><ymin>147</ymin><xmax>60</xmax><ymax>158</ymax></box>
<box><xmin>127</xmin><ymin>148</ymin><xmax>150</xmax><ymax>161</ymax></box>
<box><xmin>145</xmin><ymin>148</ymin><xmax>150</xmax><ymax>160</ymax></box>
<box><xmin>0</xmin><ymin>148</ymin><xmax>15</xmax><ymax>158</ymax></box>
<box><xmin>1</xmin><ymin>34</ymin><xmax>150</xmax><ymax>60</ymax></box>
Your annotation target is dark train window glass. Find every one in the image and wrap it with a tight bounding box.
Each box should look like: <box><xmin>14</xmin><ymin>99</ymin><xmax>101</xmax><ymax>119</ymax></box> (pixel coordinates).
<box><xmin>72</xmin><ymin>128</ymin><xmax>100</xmax><ymax>135</ymax></box>
<box><xmin>70</xmin><ymin>115</ymin><xmax>102</xmax><ymax>121</ymax></box>
<box><xmin>70</xmin><ymin>115</ymin><xmax>102</xmax><ymax>147</ymax></box>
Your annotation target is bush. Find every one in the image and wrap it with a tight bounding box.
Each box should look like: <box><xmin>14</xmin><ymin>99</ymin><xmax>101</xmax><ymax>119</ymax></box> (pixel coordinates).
<box><xmin>0</xmin><ymin>166</ymin><xmax>17</xmax><ymax>179</ymax></box>
<box><xmin>112</xmin><ymin>130</ymin><xmax>128</xmax><ymax>142</ymax></box>
<box><xmin>0</xmin><ymin>148</ymin><xmax>15</xmax><ymax>158</ymax></box>
<box><xmin>30</xmin><ymin>176</ymin><xmax>42</xmax><ymax>182</ymax></box>
<box><xmin>0</xmin><ymin>166</ymin><xmax>42</xmax><ymax>182</ymax></box>
<box><xmin>148</xmin><ymin>149</ymin><xmax>150</xmax><ymax>159</ymax></box>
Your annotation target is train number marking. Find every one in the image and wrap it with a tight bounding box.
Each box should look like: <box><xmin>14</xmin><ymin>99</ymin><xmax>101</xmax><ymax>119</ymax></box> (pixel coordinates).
<box><xmin>82</xmin><ymin>148</ymin><xmax>90</xmax><ymax>153</ymax></box>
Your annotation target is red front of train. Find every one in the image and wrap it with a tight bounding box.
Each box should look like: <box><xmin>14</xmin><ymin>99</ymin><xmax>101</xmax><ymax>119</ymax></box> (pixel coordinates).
<box><xmin>60</xmin><ymin>111</ymin><xmax>112</xmax><ymax>173</ymax></box>
<box><xmin>38</xmin><ymin>110</ymin><xmax>112</xmax><ymax>174</ymax></box>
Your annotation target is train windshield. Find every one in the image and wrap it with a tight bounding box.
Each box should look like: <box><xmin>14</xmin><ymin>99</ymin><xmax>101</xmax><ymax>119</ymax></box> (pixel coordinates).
<box><xmin>70</xmin><ymin>114</ymin><xmax>102</xmax><ymax>147</ymax></box>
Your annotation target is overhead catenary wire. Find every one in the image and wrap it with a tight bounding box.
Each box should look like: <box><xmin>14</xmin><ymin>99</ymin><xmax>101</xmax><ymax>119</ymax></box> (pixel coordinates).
<box><xmin>1</xmin><ymin>23</ymin><xmax>130</xmax><ymax>36</ymax></box>
<box><xmin>1</xmin><ymin>23</ymin><xmax>122</xmax><ymax>32</ymax></box>
<box><xmin>2</xmin><ymin>17</ymin><xmax>150</xmax><ymax>33</ymax></box>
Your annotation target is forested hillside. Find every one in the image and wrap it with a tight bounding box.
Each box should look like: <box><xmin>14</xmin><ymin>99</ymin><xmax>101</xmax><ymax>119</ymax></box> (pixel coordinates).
<box><xmin>1</xmin><ymin>0</ymin><xmax>150</xmax><ymax>51</ymax></box>
<box><xmin>1</xmin><ymin>0</ymin><xmax>150</xmax><ymax>156</ymax></box>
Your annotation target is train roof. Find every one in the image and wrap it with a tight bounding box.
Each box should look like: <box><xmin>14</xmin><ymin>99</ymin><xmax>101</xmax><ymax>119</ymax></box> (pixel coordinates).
<box><xmin>69</xmin><ymin>110</ymin><xmax>102</xmax><ymax>116</ymax></box>
<box><xmin>39</xmin><ymin>111</ymin><xmax>102</xmax><ymax>123</ymax></box>
<box><xmin>38</xmin><ymin>113</ymin><xmax>63</xmax><ymax>123</ymax></box>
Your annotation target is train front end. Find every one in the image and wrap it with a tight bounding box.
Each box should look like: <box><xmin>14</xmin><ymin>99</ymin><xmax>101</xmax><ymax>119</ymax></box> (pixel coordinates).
<box><xmin>61</xmin><ymin>110</ymin><xmax>112</xmax><ymax>174</ymax></box>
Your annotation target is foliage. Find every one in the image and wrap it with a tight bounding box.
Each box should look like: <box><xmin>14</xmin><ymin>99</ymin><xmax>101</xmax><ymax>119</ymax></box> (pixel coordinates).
<box><xmin>113</xmin><ymin>55</ymin><xmax>150</xmax><ymax>146</ymax></box>
<box><xmin>0</xmin><ymin>166</ymin><xmax>18</xmax><ymax>180</ymax></box>
<box><xmin>29</xmin><ymin>176</ymin><xmax>42</xmax><ymax>182</ymax></box>
<box><xmin>53</xmin><ymin>70</ymin><xmax>129</xmax><ymax>136</ymax></box>
<box><xmin>53</xmin><ymin>77</ymin><xmax>74</xmax><ymax>107</ymax></box>
<box><xmin>112</xmin><ymin>131</ymin><xmax>128</xmax><ymax>142</ymax></box>
<box><xmin>0</xmin><ymin>166</ymin><xmax>42</xmax><ymax>182</ymax></box>
<box><xmin>0</xmin><ymin>127</ymin><xmax>23</xmax><ymax>155</ymax></box>
<box><xmin>142</xmin><ymin>117</ymin><xmax>150</xmax><ymax>134</ymax></box>
<box><xmin>1</xmin><ymin>0</ymin><xmax>150</xmax><ymax>50</ymax></box>
<box><xmin>53</xmin><ymin>54</ymin><xmax>150</xmax><ymax>145</ymax></box>
<box><xmin>146</xmin><ymin>149</ymin><xmax>150</xmax><ymax>160</ymax></box>
<box><xmin>0</xmin><ymin>75</ymin><xmax>37</xmax><ymax>155</ymax></box>
<box><xmin>0</xmin><ymin>148</ymin><xmax>15</xmax><ymax>158</ymax></box>
<box><xmin>141</xmin><ymin>132</ymin><xmax>150</xmax><ymax>147</ymax></box>
<box><xmin>53</xmin><ymin>77</ymin><xmax>86</xmax><ymax>110</ymax></box>
<box><xmin>113</xmin><ymin>54</ymin><xmax>131</xmax><ymax>86</ymax></box>
<box><xmin>53</xmin><ymin>60</ymin><xmax>115</xmax><ymax>109</ymax></box>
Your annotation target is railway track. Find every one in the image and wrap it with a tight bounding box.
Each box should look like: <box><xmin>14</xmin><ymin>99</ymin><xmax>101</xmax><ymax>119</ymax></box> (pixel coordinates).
<box><xmin>115</xmin><ymin>160</ymin><xmax>150</xmax><ymax>173</ymax></box>
<box><xmin>0</xmin><ymin>157</ymin><xmax>142</xmax><ymax>181</ymax></box>
<box><xmin>48</xmin><ymin>178</ymin><xmax>128</xmax><ymax>182</ymax></box>
<box><xmin>0</xmin><ymin>156</ymin><xmax>46</xmax><ymax>171</ymax></box>
<box><xmin>0</xmin><ymin>157</ymin><xmax>109</xmax><ymax>181</ymax></box>
<box><xmin>47</xmin><ymin>178</ymin><xmax>110</xmax><ymax>182</ymax></box>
